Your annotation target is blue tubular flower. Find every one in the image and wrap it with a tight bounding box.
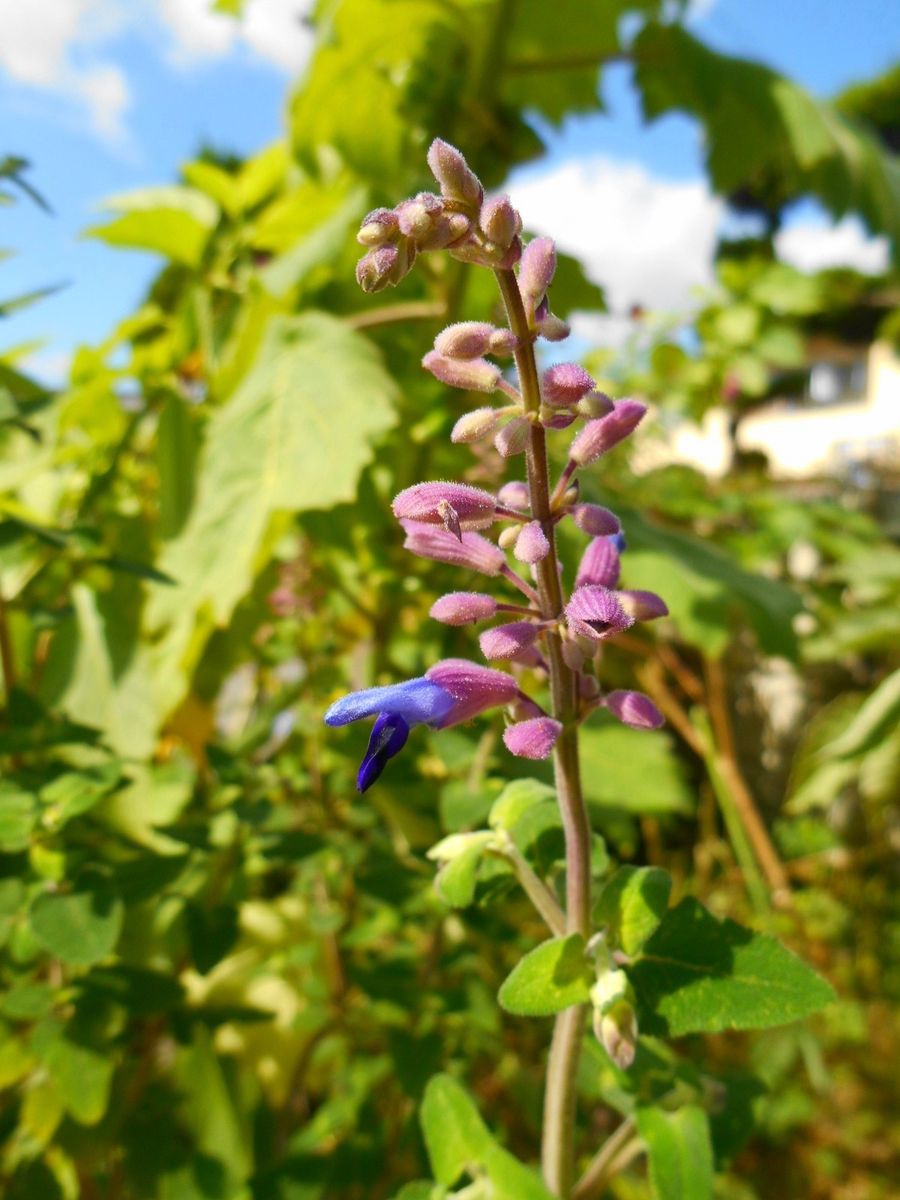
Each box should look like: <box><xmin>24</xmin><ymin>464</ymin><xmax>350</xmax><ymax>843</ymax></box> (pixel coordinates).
<box><xmin>324</xmin><ymin>677</ymin><xmax>455</xmax><ymax>793</ymax></box>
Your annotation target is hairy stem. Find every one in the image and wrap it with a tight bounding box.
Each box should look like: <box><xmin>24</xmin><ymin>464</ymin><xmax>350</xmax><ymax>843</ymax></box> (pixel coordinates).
<box><xmin>495</xmin><ymin>267</ymin><xmax>592</xmax><ymax>1198</ymax></box>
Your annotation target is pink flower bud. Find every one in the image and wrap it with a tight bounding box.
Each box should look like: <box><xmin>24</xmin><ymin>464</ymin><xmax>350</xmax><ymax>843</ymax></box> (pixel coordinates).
<box><xmin>536</xmin><ymin>312</ymin><xmax>570</xmax><ymax>341</ymax></box>
<box><xmin>479</xmin><ymin>621</ymin><xmax>540</xmax><ymax>661</ymax></box>
<box><xmin>519</xmin><ymin>236</ymin><xmax>556</xmax><ymax>303</ymax></box>
<box><xmin>604</xmin><ymin>690</ymin><xmax>664</xmax><ymax>730</ymax></box>
<box><xmin>426</xmin><ymin>139</ymin><xmax>484</xmax><ymax>208</ymax></box>
<box><xmin>479</xmin><ymin>195</ymin><xmax>522</xmax><ymax>247</ymax></box>
<box><xmin>541</xmin><ymin>408</ymin><xmax>577</xmax><ymax>430</ymax></box>
<box><xmin>434</xmin><ymin>322</ymin><xmax>495</xmax><ymax>360</ymax></box>
<box><xmin>514</xmin><ymin>520</ymin><xmax>550</xmax><ymax>564</ymax></box>
<box><xmin>422</xmin><ymin>351</ymin><xmax>500</xmax><ymax>392</ymax></box>
<box><xmin>430</xmin><ymin>592</ymin><xmax>498</xmax><ymax>625</ymax></box>
<box><xmin>356</xmin><ymin>245</ymin><xmax>399</xmax><ymax>294</ymax></box>
<box><xmin>426</xmin><ymin>658</ymin><xmax>518</xmax><ymax>726</ymax></box>
<box><xmin>577</xmin><ymin>391</ymin><xmax>615</xmax><ymax>418</ymax></box>
<box><xmin>497</xmin><ymin>481</ymin><xmax>529</xmax><ymax>509</ymax></box>
<box><xmin>503</xmin><ymin>717</ymin><xmax>562</xmax><ymax>760</ymax></box>
<box><xmin>401</xmin><ymin>520</ymin><xmax>505</xmax><ymax>576</ymax></box>
<box><xmin>572</xmin><ymin>505</ymin><xmax>620</xmax><ymax>537</ymax></box>
<box><xmin>488</xmin><ymin>329</ymin><xmax>518</xmax><ymax>356</ymax></box>
<box><xmin>616</xmin><ymin>590</ymin><xmax>668</xmax><ymax>621</ymax></box>
<box><xmin>566</xmin><ymin>585</ymin><xmax>633</xmax><ymax>641</ymax></box>
<box><xmin>451</xmin><ymin>407</ymin><xmax>504</xmax><ymax>444</ymax></box>
<box><xmin>542</xmin><ymin>363</ymin><xmax>595</xmax><ymax>407</ymax></box>
<box><xmin>576</xmin><ymin>538</ymin><xmax>621</xmax><ymax>589</ymax></box>
<box><xmin>569</xmin><ymin>400</ymin><xmax>647</xmax><ymax>467</ymax></box>
<box><xmin>494</xmin><ymin>417</ymin><xmax>530</xmax><ymax>457</ymax></box>
<box><xmin>396</xmin><ymin>193</ymin><xmax>443</xmax><ymax>239</ymax></box>
<box><xmin>357</xmin><ymin>207</ymin><xmax>399</xmax><ymax>246</ymax></box>
<box><xmin>392</xmin><ymin>482</ymin><xmax>496</xmax><ymax>531</ymax></box>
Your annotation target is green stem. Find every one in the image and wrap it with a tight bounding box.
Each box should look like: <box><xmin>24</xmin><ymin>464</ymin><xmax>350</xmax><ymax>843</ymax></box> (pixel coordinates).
<box><xmin>495</xmin><ymin>267</ymin><xmax>592</xmax><ymax>1198</ymax></box>
<box><xmin>573</xmin><ymin>1118</ymin><xmax>637</xmax><ymax>1200</ymax></box>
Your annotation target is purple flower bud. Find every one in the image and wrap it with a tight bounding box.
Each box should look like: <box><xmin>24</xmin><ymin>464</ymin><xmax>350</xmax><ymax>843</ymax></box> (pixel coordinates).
<box><xmin>426</xmin><ymin>658</ymin><xmax>519</xmax><ymax>726</ymax></box>
<box><xmin>497</xmin><ymin>480</ymin><xmax>529</xmax><ymax>509</ymax></box>
<box><xmin>435</xmin><ymin>322</ymin><xmax>495</xmax><ymax>360</ymax></box>
<box><xmin>488</xmin><ymin>328</ymin><xmax>518</xmax><ymax>356</ymax></box>
<box><xmin>445</xmin><ymin>213</ymin><xmax>473</xmax><ymax>245</ymax></box>
<box><xmin>431</xmin><ymin>592</ymin><xmax>498</xmax><ymax>625</ymax></box>
<box><xmin>396</xmin><ymin>192</ymin><xmax>444</xmax><ymax>239</ymax></box>
<box><xmin>422</xmin><ymin>351</ymin><xmax>501</xmax><ymax>392</ymax></box>
<box><xmin>401</xmin><ymin>520</ymin><xmax>505</xmax><ymax>576</ymax></box>
<box><xmin>494</xmin><ymin>417</ymin><xmax>530</xmax><ymax>458</ymax></box>
<box><xmin>495</xmin><ymin>236</ymin><xmax>523</xmax><ymax>269</ymax></box>
<box><xmin>356</xmin><ymin>245</ymin><xmax>399</xmax><ymax>294</ymax></box>
<box><xmin>417</xmin><ymin>215</ymin><xmax>465</xmax><ymax>251</ymax></box>
<box><xmin>536</xmin><ymin>311</ymin><xmax>571</xmax><ymax>341</ymax></box>
<box><xmin>514</xmin><ymin>520</ymin><xmax>550</xmax><ymax>564</ymax></box>
<box><xmin>542</xmin><ymin>363</ymin><xmax>595</xmax><ymax>407</ymax></box>
<box><xmin>577</xmin><ymin>391</ymin><xmax>615</xmax><ymax>418</ymax></box>
<box><xmin>616</xmin><ymin>590</ymin><xmax>668</xmax><ymax>621</ymax></box>
<box><xmin>566</xmin><ymin>585</ymin><xmax>633</xmax><ymax>641</ymax></box>
<box><xmin>541</xmin><ymin>408</ymin><xmax>577</xmax><ymax>430</ymax></box>
<box><xmin>519</xmin><ymin>236</ymin><xmax>556</xmax><ymax>303</ymax></box>
<box><xmin>575</xmin><ymin>538</ymin><xmax>621</xmax><ymax>589</ymax></box>
<box><xmin>479</xmin><ymin>195</ymin><xmax>522</xmax><ymax>247</ymax></box>
<box><xmin>426</xmin><ymin>139</ymin><xmax>484</xmax><ymax>208</ymax></box>
<box><xmin>357</xmin><ymin>207</ymin><xmax>399</xmax><ymax>246</ymax></box>
<box><xmin>604</xmin><ymin>690</ymin><xmax>664</xmax><ymax>730</ymax></box>
<box><xmin>392</xmin><ymin>482</ymin><xmax>496</xmax><ymax>531</ymax></box>
<box><xmin>479</xmin><ymin>621</ymin><xmax>540</xmax><ymax>661</ymax></box>
<box><xmin>572</xmin><ymin>504</ymin><xmax>620</xmax><ymax>537</ymax></box>
<box><xmin>503</xmin><ymin>717</ymin><xmax>562</xmax><ymax>760</ymax></box>
<box><xmin>569</xmin><ymin>400</ymin><xmax>647</xmax><ymax>467</ymax></box>
<box><xmin>451</xmin><ymin>407</ymin><xmax>504</xmax><ymax>444</ymax></box>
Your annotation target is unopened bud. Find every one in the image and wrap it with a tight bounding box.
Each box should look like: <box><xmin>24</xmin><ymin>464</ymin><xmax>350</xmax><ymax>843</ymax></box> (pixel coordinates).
<box><xmin>603</xmin><ymin>690</ymin><xmax>664</xmax><ymax>730</ymax></box>
<box><xmin>577</xmin><ymin>391</ymin><xmax>615</xmax><ymax>419</ymax></box>
<box><xmin>488</xmin><ymin>328</ymin><xmax>518</xmax><ymax>356</ymax></box>
<box><xmin>392</xmin><ymin>482</ymin><xmax>496</xmax><ymax>531</ymax></box>
<box><xmin>422</xmin><ymin>351</ymin><xmax>501</xmax><ymax>392</ymax></box>
<box><xmin>503</xmin><ymin>716</ymin><xmax>562</xmax><ymax>760</ymax></box>
<box><xmin>519</xmin><ymin>236</ymin><xmax>556</xmax><ymax>303</ymax></box>
<box><xmin>572</xmin><ymin>504</ymin><xmax>620</xmax><ymax>537</ymax></box>
<box><xmin>479</xmin><ymin>621</ymin><xmax>540</xmax><ymax>661</ymax></box>
<box><xmin>536</xmin><ymin>312</ymin><xmax>571</xmax><ymax>341</ymax></box>
<box><xmin>357</xmin><ymin>207</ymin><xmax>399</xmax><ymax>246</ymax></box>
<box><xmin>435</xmin><ymin>322</ymin><xmax>495</xmax><ymax>360</ymax></box>
<box><xmin>576</xmin><ymin>537</ymin><xmax>621</xmax><ymax>589</ymax></box>
<box><xmin>541</xmin><ymin>407</ymin><xmax>577</xmax><ymax>430</ymax></box>
<box><xmin>498</xmin><ymin>525</ymin><xmax>521</xmax><ymax>550</ymax></box>
<box><xmin>561</xmin><ymin>639</ymin><xmax>585</xmax><ymax>672</ymax></box>
<box><xmin>569</xmin><ymin>400</ymin><xmax>647</xmax><ymax>467</ymax></box>
<box><xmin>579</xmin><ymin>674</ymin><xmax>600</xmax><ymax>700</ymax></box>
<box><xmin>396</xmin><ymin>193</ymin><xmax>443</xmax><ymax>240</ymax></box>
<box><xmin>543</xmin><ymin>363</ymin><xmax>595</xmax><ymax>407</ymax></box>
<box><xmin>451</xmin><ymin>407</ymin><xmax>504</xmax><ymax>444</ymax></box>
<box><xmin>431</xmin><ymin>592</ymin><xmax>498</xmax><ymax>626</ymax></box>
<box><xmin>514</xmin><ymin>521</ymin><xmax>550</xmax><ymax>565</ymax></box>
<box><xmin>616</xmin><ymin>590</ymin><xmax>668</xmax><ymax>621</ymax></box>
<box><xmin>494</xmin><ymin>417</ymin><xmax>530</xmax><ymax>457</ymax></box>
<box><xmin>497</xmin><ymin>481</ymin><xmax>529</xmax><ymax>509</ymax></box>
<box><xmin>426</xmin><ymin>139</ymin><xmax>484</xmax><ymax>207</ymax></box>
<box><xmin>479</xmin><ymin>195</ymin><xmax>522</xmax><ymax>247</ymax></box>
<box><xmin>594</xmin><ymin>998</ymin><xmax>638</xmax><ymax>1070</ymax></box>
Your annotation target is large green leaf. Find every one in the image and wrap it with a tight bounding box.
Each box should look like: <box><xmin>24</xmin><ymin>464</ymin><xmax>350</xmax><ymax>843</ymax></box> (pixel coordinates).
<box><xmin>637</xmin><ymin>1105</ymin><xmax>714</xmax><ymax>1200</ymax></box>
<box><xmin>147</xmin><ymin>312</ymin><xmax>397</xmax><ymax>709</ymax></box>
<box><xmin>596</xmin><ymin>867</ymin><xmax>672</xmax><ymax>956</ymax></box>
<box><xmin>634</xmin><ymin>23</ymin><xmax>900</xmax><ymax>252</ymax></box>
<box><xmin>580</xmin><ymin>717</ymin><xmax>695</xmax><ymax>816</ymax></box>
<box><xmin>84</xmin><ymin>186</ymin><xmax>219</xmax><ymax>266</ymax></box>
<box><xmin>29</xmin><ymin>880</ymin><xmax>123</xmax><ymax>967</ymax></box>
<box><xmin>498</xmin><ymin>935</ymin><xmax>592</xmax><ymax>1016</ymax></box>
<box><xmin>629</xmin><ymin>899</ymin><xmax>835</xmax><ymax>1036</ymax></box>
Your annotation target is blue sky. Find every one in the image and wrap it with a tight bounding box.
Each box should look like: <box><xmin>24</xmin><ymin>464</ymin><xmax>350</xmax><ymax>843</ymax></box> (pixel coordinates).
<box><xmin>1</xmin><ymin>0</ymin><xmax>896</xmax><ymax>381</ymax></box>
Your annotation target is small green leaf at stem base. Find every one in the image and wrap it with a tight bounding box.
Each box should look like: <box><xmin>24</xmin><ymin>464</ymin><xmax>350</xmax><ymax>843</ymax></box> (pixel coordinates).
<box><xmin>499</xmin><ymin>934</ymin><xmax>593</xmax><ymax>1017</ymax></box>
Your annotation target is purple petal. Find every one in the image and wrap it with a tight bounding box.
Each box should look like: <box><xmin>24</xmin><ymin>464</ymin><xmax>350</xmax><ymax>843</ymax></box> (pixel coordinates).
<box><xmin>426</xmin><ymin>659</ymin><xmax>519</xmax><ymax>726</ymax></box>
<box><xmin>357</xmin><ymin>713</ymin><xmax>410</xmax><ymax>792</ymax></box>
<box><xmin>324</xmin><ymin>677</ymin><xmax>453</xmax><ymax>728</ymax></box>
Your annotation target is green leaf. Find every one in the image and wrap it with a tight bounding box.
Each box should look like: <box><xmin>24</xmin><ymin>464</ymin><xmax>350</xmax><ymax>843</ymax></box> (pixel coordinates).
<box><xmin>489</xmin><ymin>778</ymin><xmax>557</xmax><ymax>831</ymax></box>
<box><xmin>825</xmin><ymin>668</ymin><xmax>900</xmax><ymax>760</ymax></box>
<box><xmin>596</xmin><ymin>867</ymin><xmax>672</xmax><ymax>956</ymax></box>
<box><xmin>421</xmin><ymin>1075</ymin><xmax>493</xmax><ymax>1187</ymax></box>
<box><xmin>39</xmin><ymin>761</ymin><xmax>123</xmax><ymax>829</ymax></box>
<box><xmin>84</xmin><ymin>185</ymin><xmax>219</xmax><ymax>266</ymax></box>
<box><xmin>498</xmin><ymin>934</ymin><xmax>592</xmax><ymax>1016</ymax></box>
<box><xmin>157</xmin><ymin>395</ymin><xmax>199</xmax><ymax>540</ymax></box>
<box><xmin>0</xmin><ymin>783</ymin><xmax>35</xmax><ymax>851</ymax></box>
<box><xmin>434</xmin><ymin>838</ymin><xmax>490</xmax><ymax>908</ymax></box>
<box><xmin>629</xmin><ymin>899</ymin><xmax>835</xmax><ymax>1036</ymax></box>
<box><xmin>147</xmin><ymin>313</ymin><xmax>397</xmax><ymax>714</ymax></box>
<box><xmin>29</xmin><ymin>880</ymin><xmax>123</xmax><ymax>967</ymax></box>
<box><xmin>39</xmin><ymin>1029</ymin><xmax>114</xmax><ymax>1125</ymax></box>
<box><xmin>637</xmin><ymin>1105</ymin><xmax>715</xmax><ymax>1200</ymax></box>
<box><xmin>580</xmin><ymin>718</ymin><xmax>694</xmax><ymax>816</ymax></box>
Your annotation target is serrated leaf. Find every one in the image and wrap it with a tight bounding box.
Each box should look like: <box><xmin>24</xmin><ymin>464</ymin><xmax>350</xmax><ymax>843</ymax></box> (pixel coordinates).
<box><xmin>637</xmin><ymin>1105</ymin><xmax>714</xmax><ymax>1200</ymax></box>
<box><xmin>596</xmin><ymin>867</ymin><xmax>672</xmax><ymax>956</ymax></box>
<box><xmin>629</xmin><ymin>899</ymin><xmax>835</xmax><ymax>1036</ymax></box>
<box><xmin>499</xmin><ymin>935</ymin><xmax>592</xmax><ymax>1016</ymax></box>
<box><xmin>29</xmin><ymin>881</ymin><xmax>123</xmax><ymax>967</ymax></box>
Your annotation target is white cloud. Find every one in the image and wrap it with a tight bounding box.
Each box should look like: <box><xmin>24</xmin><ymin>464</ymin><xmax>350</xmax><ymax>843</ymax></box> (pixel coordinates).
<box><xmin>508</xmin><ymin>157</ymin><xmax>723</xmax><ymax>321</ymax></box>
<box><xmin>775</xmin><ymin>216</ymin><xmax>889</xmax><ymax>275</ymax></box>
<box><xmin>0</xmin><ymin>0</ymin><xmax>131</xmax><ymax>143</ymax></box>
<box><xmin>157</xmin><ymin>0</ymin><xmax>315</xmax><ymax>74</ymax></box>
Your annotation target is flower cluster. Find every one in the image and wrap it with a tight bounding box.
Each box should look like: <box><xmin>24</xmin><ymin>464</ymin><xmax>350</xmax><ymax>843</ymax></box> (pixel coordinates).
<box><xmin>325</xmin><ymin>140</ymin><xmax>667</xmax><ymax>792</ymax></box>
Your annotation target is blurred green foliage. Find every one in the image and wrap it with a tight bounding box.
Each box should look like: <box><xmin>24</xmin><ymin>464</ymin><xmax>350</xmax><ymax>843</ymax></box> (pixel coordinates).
<box><xmin>0</xmin><ymin>2</ymin><xmax>898</xmax><ymax>1198</ymax></box>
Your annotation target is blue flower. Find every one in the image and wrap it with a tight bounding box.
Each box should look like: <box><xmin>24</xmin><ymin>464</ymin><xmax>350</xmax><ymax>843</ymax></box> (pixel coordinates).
<box><xmin>324</xmin><ymin>677</ymin><xmax>454</xmax><ymax>792</ymax></box>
